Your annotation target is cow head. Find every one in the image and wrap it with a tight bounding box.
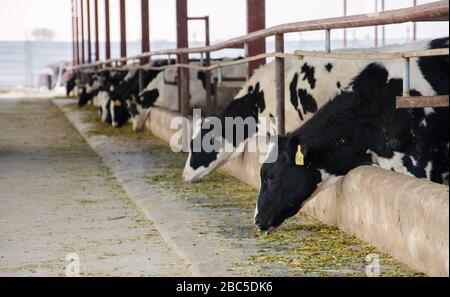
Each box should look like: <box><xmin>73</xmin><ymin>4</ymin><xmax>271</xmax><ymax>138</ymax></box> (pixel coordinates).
<box><xmin>110</xmin><ymin>98</ymin><xmax>130</xmax><ymax>128</ymax></box>
<box><xmin>183</xmin><ymin>84</ymin><xmax>265</xmax><ymax>182</ymax></box>
<box><xmin>79</xmin><ymin>88</ymin><xmax>94</xmax><ymax>107</ymax></box>
<box><xmin>128</xmin><ymin>89</ymin><xmax>160</xmax><ymax>132</ymax></box>
<box><xmin>255</xmin><ymin>135</ymin><xmax>321</xmax><ymax>231</ymax></box>
<box><xmin>66</xmin><ymin>76</ymin><xmax>77</xmax><ymax>97</ymax></box>
<box><xmin>183</xmin><ymin>117</ymin><xmax>230</xmax><ymax>182</ymax></box>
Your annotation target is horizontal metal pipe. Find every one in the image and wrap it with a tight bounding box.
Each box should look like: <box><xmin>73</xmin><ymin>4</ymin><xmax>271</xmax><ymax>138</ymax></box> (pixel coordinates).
<box><xmin>76</xmin><ymin>48</ymin><xmax>449</xmax><ymax>74</ymax></box>
<box><xmin>295</xmin><ymin>48</ymin><xmax>449</xmax><ymax>60</ymax></box>
<box><xmin>396</xmin><ymin>96</ymin><xmax>450</xmax><ymax>108</ymax></box>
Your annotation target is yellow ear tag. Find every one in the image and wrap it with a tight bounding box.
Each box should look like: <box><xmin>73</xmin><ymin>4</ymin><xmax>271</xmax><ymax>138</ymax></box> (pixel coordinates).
<box><xmin>114</xmin><ymin>100</ymin><xmax>122</xmax><ymax>107</ymax></box>
<box><xmin>295</xmin><ymin>145</ymin><xmax>305</xmax><ymax>166</ymax></box>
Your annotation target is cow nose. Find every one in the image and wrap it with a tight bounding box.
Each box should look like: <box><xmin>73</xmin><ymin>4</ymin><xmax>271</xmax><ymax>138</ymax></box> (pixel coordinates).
<box><xmin>183</xmin><ymin>171</ymin><xmax>192</xmax><ymax>182</ymax></box>
<box><xmin>255</xmin><ymin>218</ymin><xmax>262</xmax><ymax>229</ymax></box>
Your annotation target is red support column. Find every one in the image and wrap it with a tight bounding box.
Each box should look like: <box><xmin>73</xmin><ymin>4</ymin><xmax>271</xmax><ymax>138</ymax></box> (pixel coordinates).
<box><xmin>344</xmin><ymin>0</ymin><xmax>348</xmax><ymax>48</ymax></box>
<box><xmin>105</xmin><ymin>0</ymin><xmax>111</xmax><ymax>60</ymax></box>
<box><xmin>94</xmin><ymin>0</ymin><xmax>100</xmax><ymax>61</ymax></box>
<box><xmin>275</xmin><ymin>34</ymin><xmax>285</xmax><ymax>135</ymax></box>
<box><xmin>87</xmin><ymin>0</ymin><xmax>92</xmax><ymax>63</ymax></box>
<box><xmin>80</xmin><ymin>0</ymin><xmax>85</xmax><ymax>64</ymax></box>
<box><xmin>176</xmin><ymin>0</ymin><xmax>189</xmax><ymax>117</ymax></box>
<box><xmin>141</xmin><ymin>0</ymin><xmax>150</xmax><ymax>65</ymax></box>
<box><xmin>246</xmin><ymin>0</ymin><xmax>266</xmax><ymax>76</ymax></box>
<box><xmin>75</xmin><ymin>0</ymin><xmax>80</xmax><ymax>65</ymax></box>
<box><xmin>71</xmin><ymin>0</ymin><xmax>76</xmax><ymax>65</ymax></box>
<box><xmin>119</xmin><ymin>0</ymin><xmax>127</xmax><ymax>59</ymax></box>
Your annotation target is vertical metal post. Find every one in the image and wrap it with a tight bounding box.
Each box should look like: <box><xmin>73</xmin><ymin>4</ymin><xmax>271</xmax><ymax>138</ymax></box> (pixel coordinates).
<box><xmin>325</xmin><ymin>29</ymin><xmax>331</xmax><ymax>53</ymax></box>
<box><xmin>72</xmin><ymin>0</ymin><xmax>77</xmax><ymax>65</ymax></box>
<box><xmin>403</xmin><ymin>58</ymin><xmax>411</xmax><ymax>97</ymax></box>
<box><xmin>204</xmin><ymin>17</ymin><xmax>214</xmax><ymax>116</ymax></box>
<box><xmin>87</xmin><ymin>0</ymin><xmax>92</xmax><ymax>63</ymax></box>
<box><xmin>75</xmin><ymin>0</ymin><xmax>80</xmax><ymax>65</ymax></box>
<box><xmin>94</xmin><ymin>0</ymin><xmax>100</xmax><ymax>62</ymax></box>
<box><xmin>275</xmin><ymin>34</ymin><xmax>285</xmax><ymax>135</ymax></box>
<box><xmin>374</xmin><ymin>0</ymin><xmax>379</xmax><ymax>48</ymax></box>
<box><xmin>381</xmin><ymin>0</ymin><xmax>386</xmax><ymax>46</ymax></box>
<box><xmin>105</xmin><ymin>0</ymin><xmax>111</xmax><ymax>61</ymax></box>
<box><xmin>343</xmin><ymin>0</ymin><xmax>348</xmax><ymax>48</ymax></box>
<box><xmin>141</xmin><ymin>0</ymin><xmax>150</xmax><ymax>66</ymax></box>
<box><xmin>80</xmin><ymin>0</ymin><xmax>85</xmax><ymax>64</ymax></box>
<box><xmin>176</xmin><ymin>0</ymin><xmax>190</xmax><ymax>117</ymax></box>
<box><xmin>119</xmin><ymin>0</ymin><xmax>127</xmax><ymax>60</ymax></box>
<box><xmin>246</xmin><ymin>0</ymin><xmax>266</xmax><ymax>76</ymax></box>
<box><xmin>413</xmin><ymin>0</ymin><xmax>417</xmax><ymax>40</ymax></box>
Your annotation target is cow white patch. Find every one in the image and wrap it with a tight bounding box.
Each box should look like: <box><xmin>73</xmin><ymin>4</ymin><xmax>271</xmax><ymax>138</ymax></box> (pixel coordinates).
<box><xmin>131</xmin><ymin>104</ymin><xmax>151</xmax><ymax>132</ymax></box>
<box><xmin>425</xmin><ymin>162</ymin><xmax>433</xmax><ymax>180</ymax></box>
<box><xmin>317</xmin><ymin>169</ymin><xmax>342</xmax><ymax>191</ymax></box>
<box><xmin>420</xmin><ymin>119</ymin><xmax>427</xmax><ymax>128</ymax></box>
<box><xmin>424</xmin><ymin>108</ymin><xmax>435</xmax><ymax>116</ymax></box>
<box><xmin>96</xmin><ymin>92</ymin><xmax>111</xmax><ymax>123</ymax></box>
<box><xmin>254</xmin><ymin>203</ymin><xmax>259</xmax><ymax>220</ymax></box>
<box><xmin>369</xmin><ymin>151</ymin><xmax>411</xmax><ymax>176</ymax></box>
<box><xmin>110</xmin><ymin>101</ymin><xmax>117</xmax><ymax>127</ymax></box>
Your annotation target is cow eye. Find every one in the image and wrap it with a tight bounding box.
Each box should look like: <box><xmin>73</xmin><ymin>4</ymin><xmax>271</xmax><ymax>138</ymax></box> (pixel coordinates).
<box><xmin>263</xmin><ymin>173</ymin><xmax>274</xmax><ymax>185</ymax></box>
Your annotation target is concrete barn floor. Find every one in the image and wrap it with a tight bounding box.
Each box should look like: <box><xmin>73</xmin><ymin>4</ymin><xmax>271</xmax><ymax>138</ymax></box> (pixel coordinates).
<box><xmin>0</xmin><ymin>98</ymin><xmax>190</xmax><ymax>276</ymax></box>
<box><xmin>0</xmin><ymin>98</ymin><xmax>422</xmax><ymax>277</ymax></box>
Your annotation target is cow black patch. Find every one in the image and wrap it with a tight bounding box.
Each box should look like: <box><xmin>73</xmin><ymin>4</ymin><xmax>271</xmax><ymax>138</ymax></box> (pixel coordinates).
<box><xmin>215</xmin><ymin>83</ymin><xmax>265</xmax><ymax>147</ymax></box>
<box><xmin>325</xmin><ymin>63</ymin><xmax>333</xmax><ymax>72</ymax></box>
<box><xmin>402</xmin><ymin>155</ymin><xmax>427</xmax><ymax>179</ymax></box>
<box><xmin>66</xmin><ymin>76</ymin><xmax>77</xmax><ymax>96</ymax></box>
<box><xmin>190</xmin><ymin>124</ymin><xmax>219</xmax><ymax>170</ymax></box>
<box><xmin>418</xmin><ymin>37</ymin><xmax>449</xmax><ymax>95</ymax></box>
<box><xmin>301</xmin><ymin>63</ymin><xmax>316</xmax><ymax>89</ymax></box>
<box><xmin>298</xmin><ymin>89</ymin><xmax>318</xmax><ymax>116</ymax></box>
<box><xmin>128</xmin><ymin>102</ymin><xmax>139</xmax><ymax>117</ymax></box>
<box><xmin>289</xmin><ymin>73</ymin><xmax>304</xmax><ymax>121</ymax></box>
<box><xmin>139</xmin><ymin>89</ymin><xmax>160</xmax><ymax>108</ymax></box>
<box><xmin>197</xmin><ymin>71</ymin><xmax>216</xmax><ymax>96</ymax></box>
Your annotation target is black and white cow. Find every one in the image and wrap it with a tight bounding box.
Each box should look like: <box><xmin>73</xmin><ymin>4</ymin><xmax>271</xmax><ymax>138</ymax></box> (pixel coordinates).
<box><xmin>78</xmin><ymin>72</ymin><xmax>106</xmax><ymax>107</ymax></box>
<box><xmin>129</xmin><ymin>59</ymin><xmax>246</xmax><ymax>132</ymax></box>
<box><xmin>182</xmin><ymin>38</ymin><xmax>449</xmax><ymax>183</ymax></box>
<box><xmin>254</xmin><ymin>37</ymin><xmax>449</xmax><ymax>232</ymax></box>
<box><xmin>93</xmin><ymin>70</ymin><xmax>132</xmax><ymax>124</ymax></box>
<box><xmin>108</xmin><ymin>69</ymin><xmax>165</xmax><ymax>128</ymax></box>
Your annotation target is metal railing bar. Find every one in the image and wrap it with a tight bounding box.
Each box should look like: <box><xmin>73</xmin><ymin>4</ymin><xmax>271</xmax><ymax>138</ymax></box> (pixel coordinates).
<box><xmin>294</xmin><ymin>48</ymin><xmax>449</xmax><ymax>60</ymax></box>
<box><xmin>70</xmin><ymin>1</ymin><xmax>449</xmax><ymax>71</ymax></box>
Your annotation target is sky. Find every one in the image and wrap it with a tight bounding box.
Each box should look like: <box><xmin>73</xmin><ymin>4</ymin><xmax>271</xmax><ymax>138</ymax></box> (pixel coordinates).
<box><xmin>0</xmin><ymin>0</ymin><xmax>448</xmax><ymax>42</ymax></box>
